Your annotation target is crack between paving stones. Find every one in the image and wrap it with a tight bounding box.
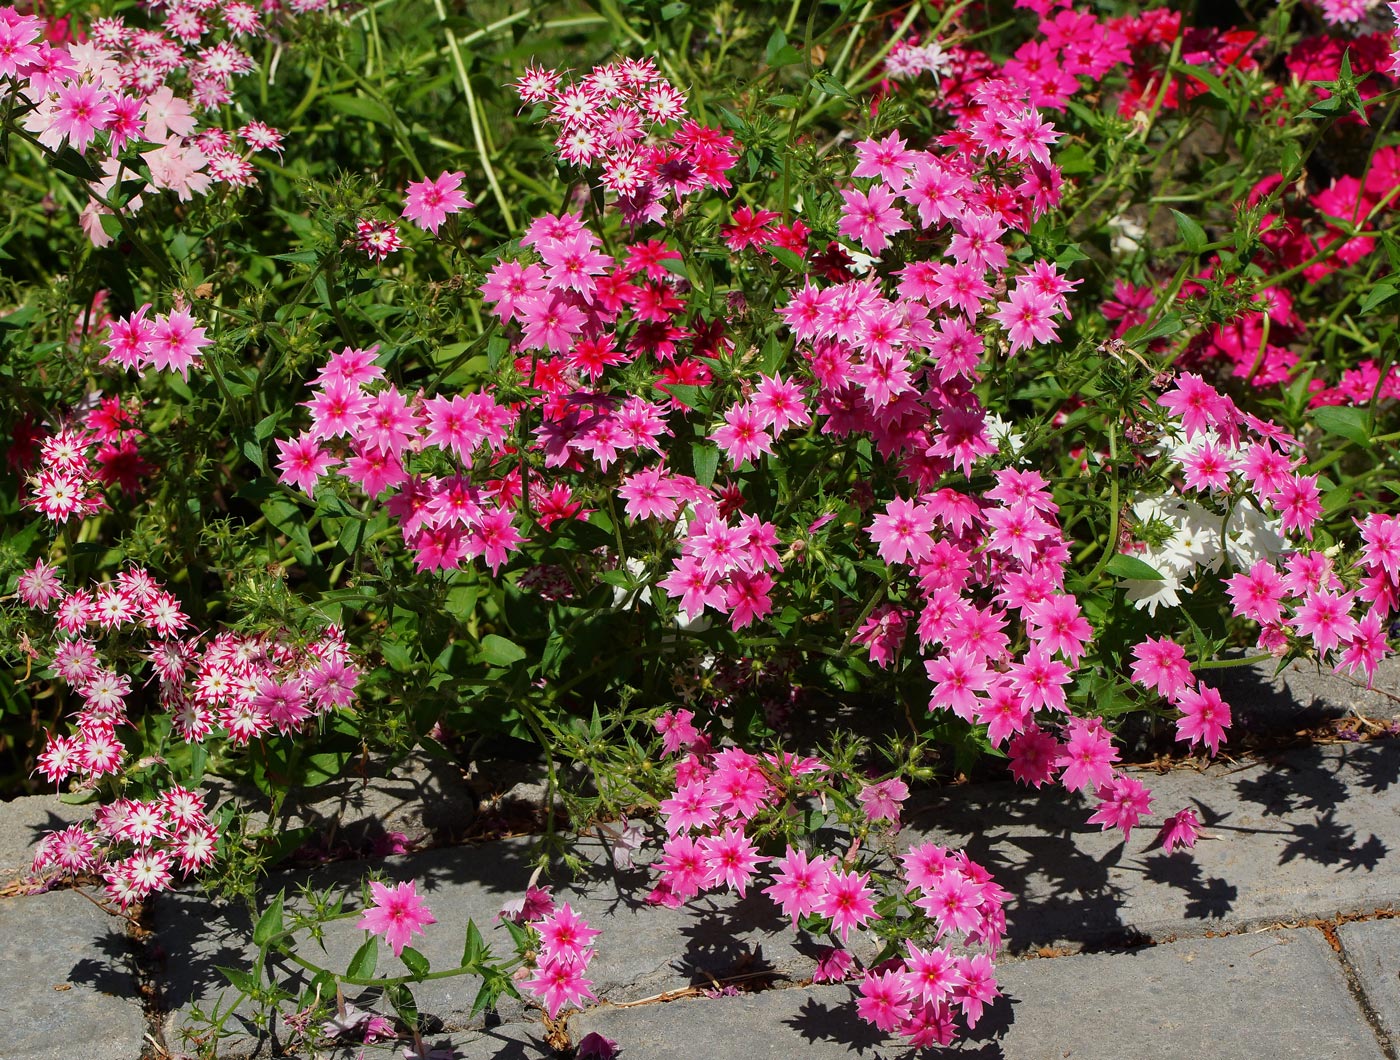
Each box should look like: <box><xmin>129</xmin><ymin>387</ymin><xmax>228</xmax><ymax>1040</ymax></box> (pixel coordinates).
<box><xmin>1322</xmin><ymin>924</ymin><xmax>1400</xmax><ymax>1060</ymax></box>
<box><xmin>128</xmin><ymin>894</ymin><xmax>172</xmax><ymax>1060</ymax></box>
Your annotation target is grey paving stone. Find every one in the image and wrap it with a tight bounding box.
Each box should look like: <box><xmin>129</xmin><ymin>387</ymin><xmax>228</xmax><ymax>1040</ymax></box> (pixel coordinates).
<box><xmin>167</xmin><ymin>1018</ymin><xmax>553</xmax><ymax>1060</ymax></box>
<box><xmin>0</xmin><ymin>889</ymin><xmax>150</xmax><ymax>1060</ymax></box>
<box><xmin>209</xmin><ymin>752</ymin><xmax>480</xmax><ymax>859</ymax></box>
<box><xmin>898</xmin><ymin>741</ymin><xmax>1400</xmax><ymax>953</ymax></box>
<box><xmin>1212</xmin><ymin>655</ymin><xmax>1400</xmax><ymax>736</ymax></box>
<box><xmin>573</xmin><ymin>929</ymin><xmax>1386</xmax><ymax>1060</ymax></box>
<box><xmin>0</xmin><ymin>794</ymin><xmax>87</xmax><ymax>884</ymax></box>
<box><xmin>1338</xmin><ymin>918</ymin><xmax>1400</xmax><ymax>1048</ymax></box>
<box><xmin>157</xmin><ymin>739</ymin><xmax>1400</xmax><ymax>1053</ymax></box>
<box><xmin>156</xmin><ymin>833</ymin><xmax>826</xmax><ymax>1055</ymax></box>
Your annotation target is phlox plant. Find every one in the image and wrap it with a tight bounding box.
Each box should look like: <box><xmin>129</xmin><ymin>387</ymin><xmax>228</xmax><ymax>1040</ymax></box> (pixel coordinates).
<box><xmin>5</xmin><ymin>0</ymin><xmax>1400</xmax><ymax>1053</ymax></box>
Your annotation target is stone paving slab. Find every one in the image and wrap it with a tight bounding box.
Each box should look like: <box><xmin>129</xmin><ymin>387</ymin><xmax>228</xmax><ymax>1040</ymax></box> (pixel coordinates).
<box><xmin>573</xmin><ymin>928</ymin><xmax>1387</xmax><ymax>1060</ymax></box>
<box><xmin>900</xmin><ymin>741</ymin><xmax>1400</xmax><ymax>952</ymax></box>
<box><xmin>0</xmin><ymin>889</ymin><xmax>150</xmax><ymax>1060</ymax></box>
<box><xmin>179</xmin><ymin>1018</ymin><xmax>553</xmax><ymax>1060</ymax></box>
<box><xmin>1210</xmin><ymin>656</ymin><xmax>1400</xmax><ymax>736</ymax></box>
<box><xmin>155</xmin><ymin>832</ymin><xmax>836</xmax><ymax>1054</ymax></box>
<box><xmin>155</xmin><ymin>740</ymin><xmax>1400</xmax><ymax>1056</ymax></box>
<box><xmin>0</xmin><ymin>794</ymin><xmax>86</xmax><ymax>884</ymax></box>
<box><xmin>1338</xmin><ymin>918</ymin><xmax>1400</xmax><ymax>1050</ymax></box>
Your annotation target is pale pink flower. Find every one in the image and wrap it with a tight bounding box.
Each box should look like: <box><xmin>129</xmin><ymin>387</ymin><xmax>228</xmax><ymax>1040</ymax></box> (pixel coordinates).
<box><xmin>357</xmin><ymin>880</ymin><xmax>436</xmax><ymax>957</ymax></box>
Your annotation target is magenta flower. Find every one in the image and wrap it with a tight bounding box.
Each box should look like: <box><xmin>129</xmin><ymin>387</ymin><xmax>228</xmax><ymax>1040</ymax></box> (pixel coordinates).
<box><xmin>1129</xmin><ymin>636</ymin><xmax>1193</xmax><ymax>701</ymax></box>
<box><xmin>524</xmin><ymin>957</ymin><xmax>596</xmax><ymax>1018</ymax></box>
<box><xmin>764</xmin><ymin>846</ymin><xmax>832</xmax><ymax>925</ymax></box>
<box><xmin>856</xmin><ymin>969</ymin><xmax>913</xmax><ymax>1032</ymax></box>
<box><xmin>1157</xmin><ymin>807</ymin><xmax>1204</xmax><ymax>852</ymax></box>
<box><xmin>837</xmin><ymin>183</ymin><xmax>911</xmax><ymax>254</ymax></box>
<box><xmin>1057</xmin><ymin>720</ymin><xmax>1119</xmax><ymax>793</ymax></box>
<box><xmin>1174</xmin><ymin>684</ymin><xmax>1232</xmax><ymax>756</ymax></box>
<box><xmin>402</xmin><ymin>170</ymin><xmax>473</xmax><ymax>233</ymax></box>
<box><xmin>358</xmin><ymin>880</ymin><xmax>436</xmax><ymax>957</ymax></box>
<box><xmin>817</xmin><ymin>867</ymin><xmax>879</xmax><ymax>942</ymax></box>
<box><xmin>857</xmin><ymin>778</ymin><xmax>911</xmax><ymax>825</ymax></box>
<box><xmin>700</xmin><ymin>825</ymin><xmax>765</xmax><ymax>896</ymax></box>
<box><xmin>1087</xmin><ymin>773</ymin><xmax>1154</xmax><ymax>841</ymax></box>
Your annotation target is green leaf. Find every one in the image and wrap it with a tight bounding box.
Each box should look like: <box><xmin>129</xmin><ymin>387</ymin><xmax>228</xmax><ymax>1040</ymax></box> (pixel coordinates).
<box><xmin>49</xmin><ymin>146</ymin><xmax>102</xmax><ymax>181</ymax></box>
<box><xmin>1170</xmin><ymin>209</ymin><xmax>1208</xmax><ymax>254</ymax></box>
<box><xmin>1106</xmin><ymin>554</ymin><xmax>1165</xmax><ymax>581</ymax></box>
<box><xmin>691</xmin><ymin>442</ymin><xmax>719</xmax><ymax>488</ymax></box>
<box><xmin>811</xmin><ymin>71</ymin><xmax>851</xmax><ymax>99</ymax></box>
<box><xmin>462</xmin><ymin>921</ymin><xmax>488</xmax><ymax>969</ymax></box>
<box><xmin>479</xmin><ymin>634</ymin><xmax>527</xmax><ymax>666</ymax></box>
<box><xmin>1313</xmin><ymin>405</ymin><xmax>1372</xmax><ymax>448</ymax></box>
<box><xmin>253</xmin><ymin>893</ymin><xmax>285</xmax><ymax>948</ymax></box>
<box><xmin>217</xmin><ymin>966</ymin><xmax>259</xmax><ymax>994</ymax></box>
<box><xmin>1360</xmin><ymin>283</ymin><xmax>1398</xmax><ymax>314</ymax></box>
<box><xmin>387</xmin><ymin>982</ymin><xmax>418</xmax><ymax>1025</ymax></box>
<box><xmin>324</xmin><ymin>93</ymin><xmax>395</xmax><ymax>127</ymax></box>
<box><xmin>765</xmin><ymin>28</ymin><xmax>800</xmax><ymax>66</ymax></box>
<box><xmin>662</xmin><ymin>383</ymin><xmax>704</xmax><ymax>408</ymax></box>
<box><xmin>273</xmin><ymin>250</ymin><xmax>321</xmax><ymax>265</ymax></box>
<box><xmin>400</xmin><ymin>947</ymin><xmax>430</xmax><ymax>978</ymax></box>
<box><xmin>765</xmin><ymin>244</ymin><xmax>805</xmax><ymax>271</ymax></box>
<box><xmin>347</xmin><ymin>936</ymin><xmax>379</xmax><ymax>981</ymax></box>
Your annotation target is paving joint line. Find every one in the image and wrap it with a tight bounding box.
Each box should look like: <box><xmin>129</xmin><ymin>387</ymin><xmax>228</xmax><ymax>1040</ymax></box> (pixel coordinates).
<box><xmin>1317</xmin><ymin>922</ymin><xmax>1399</xmax><ymax>1060</ymax></box>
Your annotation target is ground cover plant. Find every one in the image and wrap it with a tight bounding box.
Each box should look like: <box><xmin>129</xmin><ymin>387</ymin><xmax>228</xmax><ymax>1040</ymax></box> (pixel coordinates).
<box><xmin>5</xmin><ymin>0</ymin><xmax>1400</xmax><ymax>1053</ymax></box>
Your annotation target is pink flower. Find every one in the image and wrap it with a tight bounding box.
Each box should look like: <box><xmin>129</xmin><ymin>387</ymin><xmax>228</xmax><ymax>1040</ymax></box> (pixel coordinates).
<box><xmin>812</xmin><ymin>946</ymin><xmax>854</xmax><ymax>982</ymax></box>
<box><xmin>817</xmin><ymin>868</ymin><xmax>879</xmax><ymax>942</ymax></box>
<box><xmin>712</xmin><ymin>402</ymin><xmax>774</xmax><ymax>468</ymax></box>
<box><xmin>44</xmin><ymin>81</ymin><xmax>115</xmax><ymax>152</ymax></box>
<box><xmin>1057</xmin><ymin>720</ymin><xmax>1119</xmax><ymax>793</ymax></box>
<box><xmin>856</xmin><ymin>969</ymin><xmax>913</xmax><ymax>1032</ymax></box>
<box><xmin>751</xmin><ymin>373</ymin><xmax>811</xmax><ymax>434</ymax></box>
<box><xmin>1292</xmin><ymin>589</ymin><xmax>1359</xmax><ymax>655</ymax></box>
<box><xmin>1129</xmin><ymin>636</ymin><xmax>1193</xmax><ymax>701</ymax></box>
<box><xmin>402</xmin><ymin>170</ymin><xmax>473</xmax><ymax>233</ymax></box>
<box><xmin>869</xmin><ymin>497</ymin><xmax>935</xmax><ymax>567</ymax></box>
<box><xmin>1008</xmin><ymin>727</ymin><xmax>1060</xmax><ymax>788</ymax></box>
<box><xmin>1225</xmin><ymin>561</ymin><xmax>1287</xmax><ymax>626</ymax></box>
<box><xmin>358</xmin><ymin>880</ymin><xmax>436</xmax><ymax>957</ymax></box>
<box><xmin>1174</xmin><ymin>684</ymin><xmax>1231</xmax><ymax>756</ymax></box>
<box><xmin>992</xmin><ymin>284</ymin><xmax>1059</xmax><ymax>354</ymax></box>
<box><xmin>903</xmin><ymin>943</ymin><xmax>963</xmax><ymax>1005</ymax></box>
<box><xmin>356</xmin><ymin>218</ymin><xmax>403</xmax><ymax>261</ymax></box>
<box><xmin>275</xmin><ymin>433</ymin><xmax>334</xmax><ymax>496</ymax></box>
<box><xmin>857</xmin><ymin>778</ymin><xmax>911</xmax><ymax>825</ymax></box>
<box><xmin>523</xmin><ymin>957</ymin><xmax>596</xmax><ymax>1018</ymax></box>
<box><xmin>952</xmin><ymin>953</ymin><xmax>998</xmax><ymax>1028</ymax></box>
<box><xmin>1158</xmin><ymin>373</ymin><xmax>1231</xmax><ymax>439</ymax></box>
<box><xmin>536</xmin><ymin>903</ymin><xmax>599</xmax><ymax>966</ymax></box>
<box><xmin>146</xmin><ymin>308</ymin><xmax>209</xmax><ymax>379</ymax></box>
<box><xmin>837</xmin><ymin>183</ymin><xmax>911</xmax><ymax>254</ymax></box>
<box><xmin>764</xmin><ymin>846</ymin><xmax>832</xmax><ymax>924</ymax></box>
<box><xmin>1087</xmin><ymin>773</ymin><xmax>1154</xmax><ymax>841</ymax></box>
<box><xmin>700</xmin><ymin>826</ymin><xmax>765</xmax><ymax>896</ymax></box>
<box><xmin>852</xmin><ymin>131</ymin><xmax>917</xmax><ymax>184</ymax></box>
<box><xmin>1157</xmin><ymin>807</ymin><xmax>1203</xmax><ymax>852</ymax></box>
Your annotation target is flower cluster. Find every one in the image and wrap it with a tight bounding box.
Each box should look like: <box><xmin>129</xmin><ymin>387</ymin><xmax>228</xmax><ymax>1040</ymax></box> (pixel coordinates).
<box><xmin>31</xmin><ymin>785</ymin><xmax>218</xmax><ymax>907</ymax></box>
<box><xmin>23</xmin><ymin>398</ymin><xmax>150</xmax><ymax>521</ymax></box>
<box><xmin>0</xmin><ymin>1</ymin><xmax>296</xmax><ymax>242</ymax></box>
<box><xmin>21</xmin><ymin>560</ymin><xmax>359</xmax><ymax>900</ymax></box>
<box><xmin>275</xmin><ymin>343</ymin><xmax>526</xmax><ymax>573</ymax></box>
<box><xmin>101</xmin><ymin>300</ymin><xmax>212</xmax><ymax>379</ymax></box>
<box><xmin>516</xmin><ymin>892</ymin><xmax>601</xmax><ymax>1018</ymax></box>
<box><xmin>646</xmin><ymin>727</ymin><xmax>1006</xmax><ymax>1049</ymax></box>
<box><xmin>514</xmin><ymin>57</ymin><xmax>736</xmax><ymax>224</ymax></box>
